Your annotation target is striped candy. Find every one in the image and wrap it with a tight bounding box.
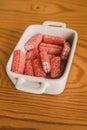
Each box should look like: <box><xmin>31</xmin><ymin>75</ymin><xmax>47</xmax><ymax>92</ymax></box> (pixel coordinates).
<box><xmin>43</xmin><ymin>35</ymin><xmax>65</xmax><ymax>45</ymax></box>
<box><xmin>39</xmin><ymin>43</ymin><xmax>63</xmax><ymax>55</ymax></box>
<box><xmin>24</xmin><ymin>34</ymin><xmax>43</xmax><ymax>51</ymax></box>
<box><xmin>11</xmin><ymin>50</ymin><xmax>26</xmax><ymax>74</ymax></box>
<box><xmin>11</xmin><ymin>34</ymin><xmax>71</xmax><ymax>79</ymax></box>
<box><xmin>40</xmin><ymin>51</ymin><xmax>51</xmax><ymax>73</ymax></box>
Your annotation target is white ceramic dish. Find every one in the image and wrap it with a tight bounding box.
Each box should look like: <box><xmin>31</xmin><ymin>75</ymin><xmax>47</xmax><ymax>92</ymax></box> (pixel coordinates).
<box><xmin>6</xmin><ymin>21</ymin><xmax>78</xmax><ymax>95</ymax></box>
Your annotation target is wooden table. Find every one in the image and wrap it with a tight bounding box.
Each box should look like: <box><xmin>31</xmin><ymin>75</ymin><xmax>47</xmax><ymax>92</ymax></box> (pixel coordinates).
<box><xmin>0</xmin><ymin>0</ymin><xmax>87</xmax><ymax>130</ymax></box>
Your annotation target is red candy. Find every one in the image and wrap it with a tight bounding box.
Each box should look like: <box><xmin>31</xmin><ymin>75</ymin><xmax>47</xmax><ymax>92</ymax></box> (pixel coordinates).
<box><xmin>39</xmin><ymin>43</ymin><xmax>62</xmax><ymax>55</ymax></box>
<box><xmin>61</xmin><ymin>42</ymin><xmax>71</xmax><ymax>60</ymax></box>
<box><xmin>50</xmin><ymin>57</ymin><xmax>61</xmax><ymax>78</ymax></box>
<box><xmin>43</xmin><ymin>35</ymin><xmax>65</xmax><ymax>45</ymax></box>
<box><xmin>11</xmin><ymin>50</ymin><xmax>25</xmax><ymax>74</ymax></box>
<box><xmin>11</xmin><ymin>34</ymin><xmax>71</xmax><ymax>79</ymax></box>
<box><xmin>32</xmin><ymin>59</ymin><xmax>46</xmax><ymax>78</ymax></box>
<box><xmin>24</xmin><ymin>60</ymin><xmax>34</xmax><ymax>76</ymax></box>
<box><xmin>40</xmin><ymin>51</ymin><xmax>51</xmax><ymax>73</ymax></box>
<box><xmin>24</xmin><ymin>34</ymin><xmax>43</xmax><ymax>51</ymax></box>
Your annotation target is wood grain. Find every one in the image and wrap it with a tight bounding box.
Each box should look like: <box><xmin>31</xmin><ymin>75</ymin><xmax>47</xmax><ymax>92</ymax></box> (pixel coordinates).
<box><xmin>0</xmin><ymin>0</ymin><xmax>87</xmax><ymax>130</ymax></box>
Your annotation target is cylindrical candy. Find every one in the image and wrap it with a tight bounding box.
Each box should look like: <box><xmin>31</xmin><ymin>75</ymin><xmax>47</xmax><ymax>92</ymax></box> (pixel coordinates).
<box><xmin>50</xmin><ymin>56</ymin><xmax>61</xmax><ymax>78</ymax></box>
<box><xmin>24</xmin><ymin>60</ymin><xmax>34</xmax><ymax>76</ymax></box>
<box><xmin>39</xmin><ymin>43</ymin><xmax>62</xmax><ymax>55</ymax></box>
<box><xmin>11</xmin><ymin>34</ymin><xmax>71</xmax><ymax>79</ymax></box>
<box><xmin>32</xmin><ymin>59</ymin><xmax>46</xmax><ymax>78</ymax></box>
<box><xmin>24</xmin><ymin>34</ymin><xmax>43</xmax><ymax>51</ymax></box>
<box><xmin>61</xmin><ymin>42</ymin><xmax>71</xmax><ymax>60</ymax></box>
<box><xmin>40</xmin><ymin>52</ymin><xmax>51</xmax><ymax>73</ymax></box>
<box><xmin>11</xmin><ymin>50</ymin><xmax>26</xmax><ymax>74</ymax></box>
<box><xmin>43</xmin><ymin>35</ymin><xmax>65</xmax><ymax>45</ymax></box>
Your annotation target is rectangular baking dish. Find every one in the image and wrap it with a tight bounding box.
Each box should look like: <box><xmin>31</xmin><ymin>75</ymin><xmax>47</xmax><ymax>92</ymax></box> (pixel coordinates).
<box><xmin>6</xmin><ymin>21</ymin><xmax>78</xmax><ymax>95</ymax></box>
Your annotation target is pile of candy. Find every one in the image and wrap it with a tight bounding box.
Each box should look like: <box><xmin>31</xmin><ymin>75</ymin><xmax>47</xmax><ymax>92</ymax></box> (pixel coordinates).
<box><xmin>11</xmin><ymin>34</ymin><xmax>71</xmax><ymax>78</ymax></box>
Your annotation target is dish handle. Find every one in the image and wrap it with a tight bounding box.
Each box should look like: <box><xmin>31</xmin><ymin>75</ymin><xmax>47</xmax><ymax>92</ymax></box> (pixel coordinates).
<box><xmin>15</xmin><ymin>78</ymin><xmax>50</xmax><ymax>94</ymax></box>
<box><xmin>43</xmin><ymin>21</ymin><xmax>66</xmax><ymax>28</ymax></box>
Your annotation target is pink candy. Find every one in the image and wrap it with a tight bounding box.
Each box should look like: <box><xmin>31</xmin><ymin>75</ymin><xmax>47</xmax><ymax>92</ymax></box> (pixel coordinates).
<box><xmin>51</xmin><ymin>57</ymin><xmax>61</xmax><ymax>78</ymax></box>
<box><xmin>24</xmin><ymin>34</ymin><xmax>43</xmax><ymax>51</ymax></box>
<box><xmin>24</xmin><ymin>60</ymin><xmax>34</xmax><ymax>76</ymax></box>
<box><xmin>43</xmin><ymin>35</ymin><xmax>65</xmax><ymax>45</ymax></box>
<box><xmin>40</xmin><ymin>51</ymin><xmax>51</xmax><ymax>73</ymax></box>
<box><xmin>11</xmin><ymin>50</ymin><xmax>26</xmax><ymax>74</ymax></box>
<box><xmin>39</xmin><ymin>43</ymin><xmax>62</xmax><ymax>55</ymax></box>
<box><xmin>61</xmin><ymin>42</ymin><xmax>71</xmax><ymax>60</ymax></box>
<box><xmin>11</xmin><ymin>34</ymin><xmax>71</xmax><ymax>79</ymax></box>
